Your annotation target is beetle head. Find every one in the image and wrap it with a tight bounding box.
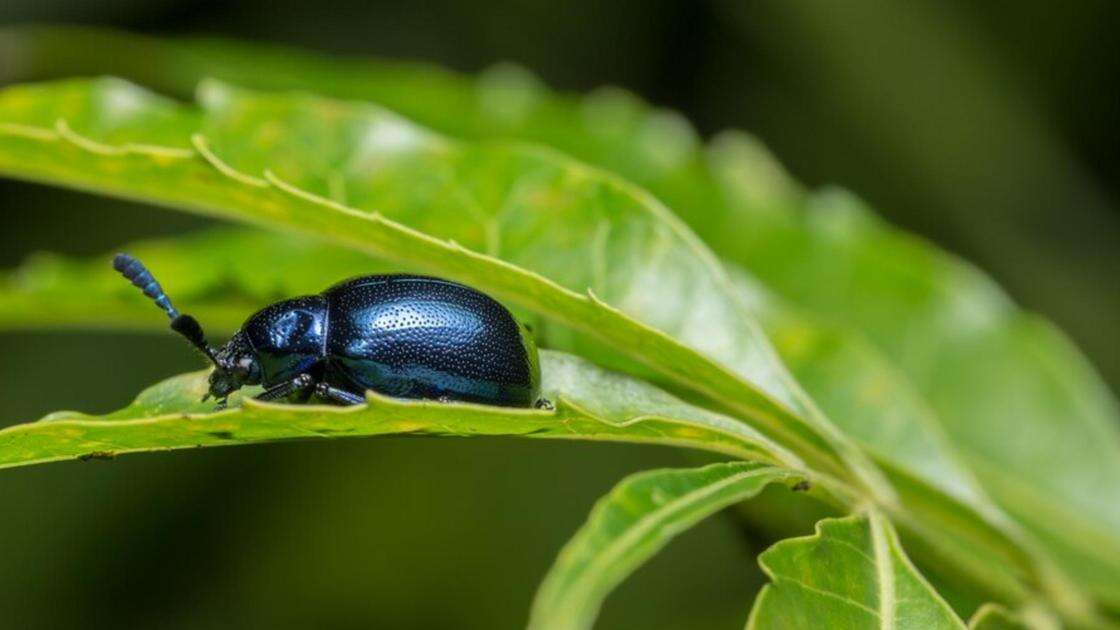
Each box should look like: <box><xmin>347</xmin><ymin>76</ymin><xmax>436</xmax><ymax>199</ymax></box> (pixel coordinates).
<box><xmin>207</xmin><ymin>331</ymin><xmax>262</xmax><ymax>404</ymax></box>
<box><xmin>112</xmin><ymin>254</ymin><xmax>272</xmax><ymax>408</ymax></box>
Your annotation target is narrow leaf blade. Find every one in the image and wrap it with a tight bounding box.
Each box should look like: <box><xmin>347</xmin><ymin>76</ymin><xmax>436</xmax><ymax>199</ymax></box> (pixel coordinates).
<box><xmin>529</xmin><ymin>462</ymin><xmax>804</xmax><ymax>630</ymax></box>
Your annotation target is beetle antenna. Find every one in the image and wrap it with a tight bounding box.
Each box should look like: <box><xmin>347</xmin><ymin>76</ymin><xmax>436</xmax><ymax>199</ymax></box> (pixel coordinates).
<box><xmin>113</xmin><ymin>253</ymin><xmax>220</xmax><ymax>365</ymax></box>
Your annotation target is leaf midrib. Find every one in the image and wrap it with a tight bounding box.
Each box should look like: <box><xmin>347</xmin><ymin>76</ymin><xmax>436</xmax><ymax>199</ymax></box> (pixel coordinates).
<box><xmin>870</xmin><ymin>510</ymin><xmax>896</xmax><ymax>630</ymax></box>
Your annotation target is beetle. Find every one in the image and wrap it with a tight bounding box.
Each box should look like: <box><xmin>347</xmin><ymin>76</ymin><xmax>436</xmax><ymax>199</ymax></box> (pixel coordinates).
<box><xmin>113</xmin><ymin>254</ymin><xmax>545</xmax><ymax>409</ymax></box>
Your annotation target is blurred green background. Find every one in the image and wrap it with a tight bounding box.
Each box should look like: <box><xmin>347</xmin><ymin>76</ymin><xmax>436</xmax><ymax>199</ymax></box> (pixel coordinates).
<box><xmin>0</xmin><ymin>1</ymin><xmax>1117</xmax><ymax>628</ymax></box>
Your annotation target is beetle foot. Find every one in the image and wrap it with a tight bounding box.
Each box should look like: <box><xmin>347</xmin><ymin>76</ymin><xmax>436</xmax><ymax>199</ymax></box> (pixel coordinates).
<box><xmin>534</xmin><ymin>397</ymin><xmax>555</xmax><ymax>411</ymax></box>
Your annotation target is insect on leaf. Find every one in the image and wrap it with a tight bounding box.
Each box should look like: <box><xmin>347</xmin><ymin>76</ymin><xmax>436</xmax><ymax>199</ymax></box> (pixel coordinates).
<box><xmin>3</xmin><ymin>37</ymin><xmax>1117</xmax><ymax>605</ymax></box>
<box><xmin>0</xmin><ymin>76</ymin><xmax>887</xmax><ymax>500</ymax></box>
<box><xmin>0</xmin><ymin>351</ymin><xmax>811</xmax><ymax>478</ymax></box>
<box><xmin>0</xmin><ymin>228</ymin><xmax>1054</xmax><ymax>619</ymax></box>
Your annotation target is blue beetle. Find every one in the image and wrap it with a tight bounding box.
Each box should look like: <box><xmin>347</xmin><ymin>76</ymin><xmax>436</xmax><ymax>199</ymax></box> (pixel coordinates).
<box><xmin>113</xmin><ymin>254</ymin><xmax>543</xmax><ymax>409</ymax></box>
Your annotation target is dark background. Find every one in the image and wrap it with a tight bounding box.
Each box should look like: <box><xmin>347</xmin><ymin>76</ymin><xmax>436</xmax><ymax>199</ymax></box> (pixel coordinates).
<box><xmin>1</xmin><ymin>2</ymin><xmax>1117</xmax><ymax>628</ymax></box>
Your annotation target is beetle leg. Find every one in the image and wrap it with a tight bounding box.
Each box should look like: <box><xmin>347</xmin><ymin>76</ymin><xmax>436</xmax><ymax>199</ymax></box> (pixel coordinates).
<box><xmin>255</xmin><ymin>373</ymin><xmax>315</xmax><ymax>403</ymax></box>
<box><xmin>313</xmin><ymin>382</ymin><xmax>366</xmax><ymax>406</ymax></box>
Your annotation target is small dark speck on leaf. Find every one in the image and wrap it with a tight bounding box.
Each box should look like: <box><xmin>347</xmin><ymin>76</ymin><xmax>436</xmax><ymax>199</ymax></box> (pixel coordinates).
<box><xmin>207</xmin><ymin>431</ymin><xmax>236</xmax><ymax>440</ymax></box>
<box><xmin>395</xmin><ymin>430</ymin><xmax>439</xmax><ymax>438</ymax></box>
<box><xmin>78</xmin><ymin>451</ymin><xmax>115</xmax><ymax>462</ymax></box>
<box><xmin>792</xmin><ymin>480</ymin><xmax>811</xmax><ymax>492</ymax></box>
<box><xmin>314</xmin><ymin>427</ymin><xmax>356</xmax><ymax>434</ymax></box>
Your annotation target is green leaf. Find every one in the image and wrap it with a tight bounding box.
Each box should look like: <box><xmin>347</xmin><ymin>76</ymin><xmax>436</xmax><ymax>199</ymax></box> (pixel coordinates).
<box><xmin>528</xmin><ymin>462</ymin><xmax>804</xmax><ymax>630</ymax></box>
<box><xmin>747</xmin><ymin>509</ymin><xmax>966</xmax><ymax>630</ymax></box>
<box><xmin>732</xmin><ymin>268</ymin><xmax>1040</xmax><ymax>611</ymax></box>
<box><xmin>723</xmin><ymin>191</ymin><xmax>1120</xmax><ymax>613</ymax></box>
<box><xmin>0</xmin><ymin>77</ymin><xmax>888</xmax><ymax>500</ymax></box>
<box><xmin>0</xmin><ymin>351</ymin><xmax>812</xmax><ymax>478</ymax></box>
<box><xmin>0</xmin><ymin>27</ymin><xmax>797</xmax><ymax>224</ymax></box>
